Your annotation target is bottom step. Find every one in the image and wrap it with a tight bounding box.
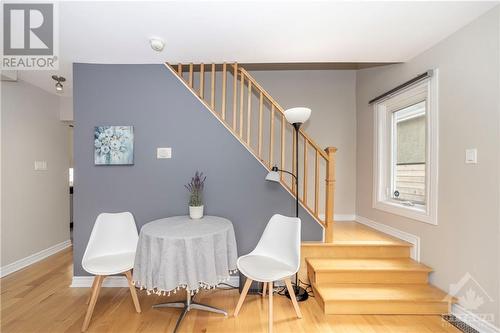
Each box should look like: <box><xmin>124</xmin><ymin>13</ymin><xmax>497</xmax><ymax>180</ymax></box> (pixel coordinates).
<box><xmin>313</xmin><ymin>283</ymin><xmax>455</xmax><ymax>315</ymax></box>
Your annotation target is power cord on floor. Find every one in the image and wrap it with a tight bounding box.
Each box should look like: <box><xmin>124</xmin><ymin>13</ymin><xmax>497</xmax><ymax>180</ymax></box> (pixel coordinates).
<box><xmin>298</xmin><ymin>279</ymin><xmax>315</xmax><ymax>298</ymax></box>
<box><xmin>215</xmin><ymin>280</ymin><xmax>315</xmax><ymax>298</ymax></box>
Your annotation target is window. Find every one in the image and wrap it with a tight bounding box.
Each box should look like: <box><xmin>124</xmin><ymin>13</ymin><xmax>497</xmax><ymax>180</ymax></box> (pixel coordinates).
<box><xmin>373</xmin><ymin>72</ymin><xmax>438</xmax><ymax>224</ymax></box>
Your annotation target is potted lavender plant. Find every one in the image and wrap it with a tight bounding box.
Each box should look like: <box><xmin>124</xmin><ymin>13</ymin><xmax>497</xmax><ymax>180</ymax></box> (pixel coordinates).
<box><xmin>185</xmin><ymin>171</ymin><xmax>206</xmax><ymax>219</ymax></box>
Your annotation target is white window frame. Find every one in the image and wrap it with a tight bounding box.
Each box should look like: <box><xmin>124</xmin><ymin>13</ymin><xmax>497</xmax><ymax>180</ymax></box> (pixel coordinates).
<box><xmin>372</xmin><ymin>70</ymin><xmax>439</xmax><ymax>225</ymax></box>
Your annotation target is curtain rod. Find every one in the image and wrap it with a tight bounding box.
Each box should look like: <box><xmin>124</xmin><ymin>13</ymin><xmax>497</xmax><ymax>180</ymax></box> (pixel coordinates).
<box><xmin>368</xmin><ymin>70</ymin><xmax>433</xmax><ymax>104</ymax></box>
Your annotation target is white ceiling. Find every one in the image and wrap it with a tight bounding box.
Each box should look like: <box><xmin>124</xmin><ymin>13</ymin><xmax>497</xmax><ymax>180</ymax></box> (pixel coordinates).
<box><xmin>14</xmin><ymin>1</ymin><xmax>499</xmax><ymax>96</ymax></box>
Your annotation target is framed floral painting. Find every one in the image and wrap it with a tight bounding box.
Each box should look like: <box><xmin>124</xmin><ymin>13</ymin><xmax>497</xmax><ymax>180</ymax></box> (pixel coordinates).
<box><xmin>94</xmin><ymin>126</ymin><xmax>134</xmax><ymax>165</ymax></box>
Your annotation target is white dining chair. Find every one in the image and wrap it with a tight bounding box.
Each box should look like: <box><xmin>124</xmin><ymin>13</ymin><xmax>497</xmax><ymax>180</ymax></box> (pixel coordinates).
<box><xmin>81</xmin><ymin>212</ymin><xmax>141</xmax><ymax>332</ymax></box>
<box><xmin>233</xmin><ymin>214</ymin><xmax>302</xmax><ymax>332</ymax></box>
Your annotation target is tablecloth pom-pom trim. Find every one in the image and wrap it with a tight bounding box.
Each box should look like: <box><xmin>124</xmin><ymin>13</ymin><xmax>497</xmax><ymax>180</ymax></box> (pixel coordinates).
<box><xmin>133</xmin><ymin>268</ymin><xmax>239</xmax><ymax>297</ymax></box>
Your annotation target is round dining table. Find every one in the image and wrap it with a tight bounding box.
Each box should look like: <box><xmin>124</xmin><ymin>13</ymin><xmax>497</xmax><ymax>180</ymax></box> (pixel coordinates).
<box><xmin>133</xmin><ymin>215</ymin><xmax>238</xmax><ymax>332</ymax></box>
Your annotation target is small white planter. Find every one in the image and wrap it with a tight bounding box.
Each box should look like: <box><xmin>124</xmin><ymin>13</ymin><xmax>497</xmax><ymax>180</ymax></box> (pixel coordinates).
<box><xmin>189</xmin><ymin>205</ymin><xmax>204</xmax><ymax>219</ymax></box>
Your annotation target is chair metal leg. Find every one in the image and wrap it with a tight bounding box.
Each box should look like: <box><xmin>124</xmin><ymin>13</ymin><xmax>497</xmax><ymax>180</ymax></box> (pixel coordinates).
<box><xmin>268</xmin><ymin>281</ymin><xmax>273</xmax><ymax>333</ymax></box>
<box><xmin>190</xmin><ymin>303</ymin><xmax>227</xmax><ymax>315</ymax></box>
<box><xmin>82</xmin><ymin>275</ymin><xmax>104</xmax><ymax>332</ymax></box>
<box><xmin>234</xmin><ymin>278</ymin><xmax>252</xmax><ymax>317</ymax></box>
<box><xmin>153</xmin><ymin>302</ymin><xmax>185</xmax><ymax>309</ymax></box>
<box><xmin>173</xmin><ymin>306</ymin><xmax>189</xmax><ymax>333</ymax></box>
<box><xmin>154</xmin><ymin>289</ymin><xmax>227</xmax><ymax>333</ymax></box>
<box><xmin>284</xmin><ymin>277</ymin><xmax>302</xmax><ymax>318</ymax></box>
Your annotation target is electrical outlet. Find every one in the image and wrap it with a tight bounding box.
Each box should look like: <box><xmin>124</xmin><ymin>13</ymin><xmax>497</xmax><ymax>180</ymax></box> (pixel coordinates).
<box><xmin>34</xmin><ymin>161</ymin><xmax>47</xmax><ymax>171</ymax></box>
<box><xmin>465</xmin><ymin>149</ymin><xmax>477</xmax><ymax>164</ymax></box>
<box><xmin>157</xmin><ymin>147</ymin><xmax>172</xmax><ymax>159</ymax></box>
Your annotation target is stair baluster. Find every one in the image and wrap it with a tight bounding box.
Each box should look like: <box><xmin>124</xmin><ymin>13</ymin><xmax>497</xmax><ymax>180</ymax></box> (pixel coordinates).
<box><xmin>166</xmin><ymin>62</ymin><xmax>337</xmax><ymax>241</ymax></box>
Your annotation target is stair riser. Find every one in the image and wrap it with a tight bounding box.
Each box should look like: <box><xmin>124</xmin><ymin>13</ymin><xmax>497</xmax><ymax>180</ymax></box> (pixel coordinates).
<box><xmin>302</xmin><ymin>245</ymin><xmax>411</xmax><ymax>259</ymax></box>
<box><xmin>324</xmin><ymin>301</ymin><xmax>452</xmax><ymax>315</ymax></box>
<box><xmin>312</xmin><ymin>271</ymin><xmax>429</xmax><ymax>284</ymax></box>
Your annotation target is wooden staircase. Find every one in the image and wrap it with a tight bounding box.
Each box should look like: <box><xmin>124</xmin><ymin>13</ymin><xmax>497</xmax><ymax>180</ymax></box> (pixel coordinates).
<box><xmin>167</xmin><ymin>63</ymin><xmax>455</xmax><ymax>316</ymax></box>
<box><xmin>303</xmin><ymin>223</ymin><xmax>455</xmax><ymax>315</ymax></box>
<box><xmin>165</xmin><ymin>62</ymin><xmax>337</xmax><ymax>241</ymax></box>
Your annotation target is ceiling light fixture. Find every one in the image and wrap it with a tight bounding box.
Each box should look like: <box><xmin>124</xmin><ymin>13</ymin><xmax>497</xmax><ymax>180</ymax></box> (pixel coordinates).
<box><xmin>149</xmin><ymin>37</ymin><xmax>165</xmax><ymax>52</ymax></box>
<box><xmin>51</xmin><ymin>75</ymin><xmax>66</xmax><ymax>92</ymax></box>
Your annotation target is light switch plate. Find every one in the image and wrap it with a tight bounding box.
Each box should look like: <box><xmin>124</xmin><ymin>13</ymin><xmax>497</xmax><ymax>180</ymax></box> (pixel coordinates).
<box><xmin>465</xmin><ymin>149</ymin><xmax>477</xmax><ymax>164</ymax></box>
<box><xmin>34</xmin><ymin>161</ymin><xmax>47</xmax><ymax>171</ymax></box>
<box><xmin>157</xmin><ymin>147</ymin><xmax>172</xmax><ymax>159</ymax></box>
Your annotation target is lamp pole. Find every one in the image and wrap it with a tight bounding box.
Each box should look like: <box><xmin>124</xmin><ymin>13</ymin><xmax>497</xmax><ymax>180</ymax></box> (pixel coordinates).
<box><xmin>267</xmin><ymin>107</ymin><xmax>312</xmax><ymax>302</ymax></box>
<box><xmin>290</xmin><ymin>122</ymin><xmax>308</xmax><ymax>301</ymax></box>
<box><xmin>293</xmin><ymin>123</ymin><xmax>300</xmax><ymax>218</ymax></box>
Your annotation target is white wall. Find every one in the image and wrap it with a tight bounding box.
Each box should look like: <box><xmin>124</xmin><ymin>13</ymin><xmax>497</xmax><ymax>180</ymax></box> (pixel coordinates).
<box><xmin>356</xmin><ymin>7</ymin><xmax>500</xmax><ymax>327</ymax></box>
<box><xmin>250</xmin><ymin>70</ymin><xmax>357</xmax><ymax>217</ymax></box>
<box><xmin>59</xmin><ymin>96</ymin><xmax>74</xmax><ymax>122</ymax></box>
<box><xmin>1</xmin><ymin>80</ymin><xmax>70</xmax><ymax>267</ymax></box>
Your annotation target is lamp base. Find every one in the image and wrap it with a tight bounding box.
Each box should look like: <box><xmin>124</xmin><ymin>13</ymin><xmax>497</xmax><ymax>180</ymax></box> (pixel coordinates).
<box><xmin>285</xmin><ymin>285</ymin><xmax>309</xmax><ymax>302</ymax></box>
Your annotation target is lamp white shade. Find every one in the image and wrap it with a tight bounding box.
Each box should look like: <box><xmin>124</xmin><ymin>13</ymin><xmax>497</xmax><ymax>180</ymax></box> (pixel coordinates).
<box><xmin>284</xmin><ymin>107</ymin><xmax>311</xmax><ymax>124</ymax></box>
<box><xmin>265</xmin><ymin>171</ymin><xmax>280</xmax><ymax>182</ymax></box>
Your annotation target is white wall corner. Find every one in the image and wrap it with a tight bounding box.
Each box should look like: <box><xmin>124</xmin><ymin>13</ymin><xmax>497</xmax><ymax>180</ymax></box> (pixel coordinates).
<box><xmin>355</xmin><ymin>215</ymin><xmax>420</xmax><ymax>261</ymax></box>
<box><xmin>59</xmin><ymin>96</ymin><xmax>74</xmax><ymax>121</ymax></box>
<box><xmin>452</xmin><ymin>304</ymin><xmax>500</xmax><ymax>333</ymax></box>
<box><xmin>0</xmin><ymin>240</ymin><xmax>72</xmax><ymax>278</ymax></box>
<box><xmin>334</xmin><ymin>214</ymin><xmax>357</xmax><ymax>221</ymax></box>
<box><xmin>319</xmin><ymin>214</ymin><xmax>357</xmax><ymax>221</ymax></box>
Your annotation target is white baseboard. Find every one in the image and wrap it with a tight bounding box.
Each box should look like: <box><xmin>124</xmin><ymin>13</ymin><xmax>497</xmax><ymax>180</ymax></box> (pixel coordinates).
<box><xmin>71</xmin><ymin>275</ymin><xmax>241</xmax><ymax>288</ymax></box>
<box><xmin>335</xmin><ymin>214</ymin><xmax>357</xmax><ymax>221</ymax></box>
<box><xmin>318</xmin><ymin>214</ymin><xmax>357</xmax><ymax>221</ymax></box>
<box><xmin>355</xmin><ymin>215</ymin><xmax>420</xmax><ymax>261</ymax></box>
<box><xmin>452</xmin><ymin>304</ymin><xmax>500</xmax><ymax>333</ymax></box>
<box><xmin>71</xmin><ymin>276</ymin><xmax>129</xmax><ymax>287</ymax></box>
<box><xmin>0</xmin><ymin>240</ymin><xmax>72</xmax><ymax>278</ymax></box>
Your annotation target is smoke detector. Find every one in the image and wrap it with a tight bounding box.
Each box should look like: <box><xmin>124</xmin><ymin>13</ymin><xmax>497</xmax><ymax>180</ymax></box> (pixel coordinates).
<box><xmin>149</xmin><ymin>37</ymin><xmax>165</xmax><ymax>52</ymax></box>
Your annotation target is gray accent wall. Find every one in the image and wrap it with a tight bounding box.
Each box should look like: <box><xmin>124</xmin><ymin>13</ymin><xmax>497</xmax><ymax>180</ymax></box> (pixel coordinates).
<box><xmin>73</xmin><ymin>64</ymin><xmax>322</xmax><ymax>275</ymax></box>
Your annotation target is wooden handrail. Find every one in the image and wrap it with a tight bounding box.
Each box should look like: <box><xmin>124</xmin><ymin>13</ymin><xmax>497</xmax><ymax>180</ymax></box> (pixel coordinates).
<box><xmin>166</xmin><ymin>62</ymin><xmax>337</xmax><ymax>237</ymax></box>
<box><xmin>239</xmin><ymin>68</ymin><xmax>329</xmax><ymax>160</ymax></box>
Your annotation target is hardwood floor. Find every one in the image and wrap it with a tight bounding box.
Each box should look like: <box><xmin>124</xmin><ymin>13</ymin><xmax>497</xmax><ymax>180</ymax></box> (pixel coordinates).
<box><xmin>0</xmin><ymin>247</ymin><xmax>461</xmax><ymax>333</ymax></box>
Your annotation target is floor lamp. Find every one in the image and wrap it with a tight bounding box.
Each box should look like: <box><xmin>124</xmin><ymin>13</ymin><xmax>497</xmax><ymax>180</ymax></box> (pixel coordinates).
<box><xmin>265</xmin><ymin>107</ymin><xmax>311</xmax><ymax>302</ymax></box>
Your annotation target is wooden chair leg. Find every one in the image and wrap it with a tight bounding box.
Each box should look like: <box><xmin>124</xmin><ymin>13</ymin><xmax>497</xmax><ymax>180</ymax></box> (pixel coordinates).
<box><xmin>234</xmin><ymin>278</ymin><xmax>252</xmax><ymax>317</ymax></box>
<box><xmin>125</xmin><ymin>270</ymin><xmax>141</xmax><ymax>313</ymax></box>
<box><xmin>268</xmin><ymin>282</ymin><xmax>273</xmax><ymax>333</ymax></box>
<box><xmin>82</xmin><ymin>275</ymin><xmax>104</xmax><ymax>332</ymax></box>
<box><xmin>284</xmin><ymin>278</ymin><xmax>302</xmax><ymax>319</ymax></box>
<box><xmin>86</xmin><ymin>276</ymin><xmax>98</xmax><ymax>305</ymax></box>
<box><xmin>262</xmin><ymin>282</ymin><xmax>267</xmax><ymax>297</ymax></box>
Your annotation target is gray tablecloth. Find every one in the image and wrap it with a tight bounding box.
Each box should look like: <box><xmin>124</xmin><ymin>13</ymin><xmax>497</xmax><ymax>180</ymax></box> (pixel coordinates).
<box><xmin>133</xmin><ymin>216</ymin><xmax>238</xmax><ymax>296</ymax></box>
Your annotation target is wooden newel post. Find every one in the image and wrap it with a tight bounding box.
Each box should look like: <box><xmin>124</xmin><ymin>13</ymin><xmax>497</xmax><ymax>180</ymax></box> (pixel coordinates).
<box><xmin>324</xmin><ymin>147</ymin><xmax>337</xmax><ymax>243</ymax></box>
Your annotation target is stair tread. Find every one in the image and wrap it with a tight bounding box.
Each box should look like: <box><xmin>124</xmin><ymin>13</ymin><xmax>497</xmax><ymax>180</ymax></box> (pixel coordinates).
<box><xmin>307</xmin><ymin>258</ymin><xmax>432</xmax><ymax>272</ymax></box>
<box><xmin>314</xmin><ymin>283</ymin><xmax>454</xmax><ymax>302</ymax></box>
<box><xmin>302</xmin><ymin>240</ymin><xmax>412</xmax><ymax>247</ymax></box>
